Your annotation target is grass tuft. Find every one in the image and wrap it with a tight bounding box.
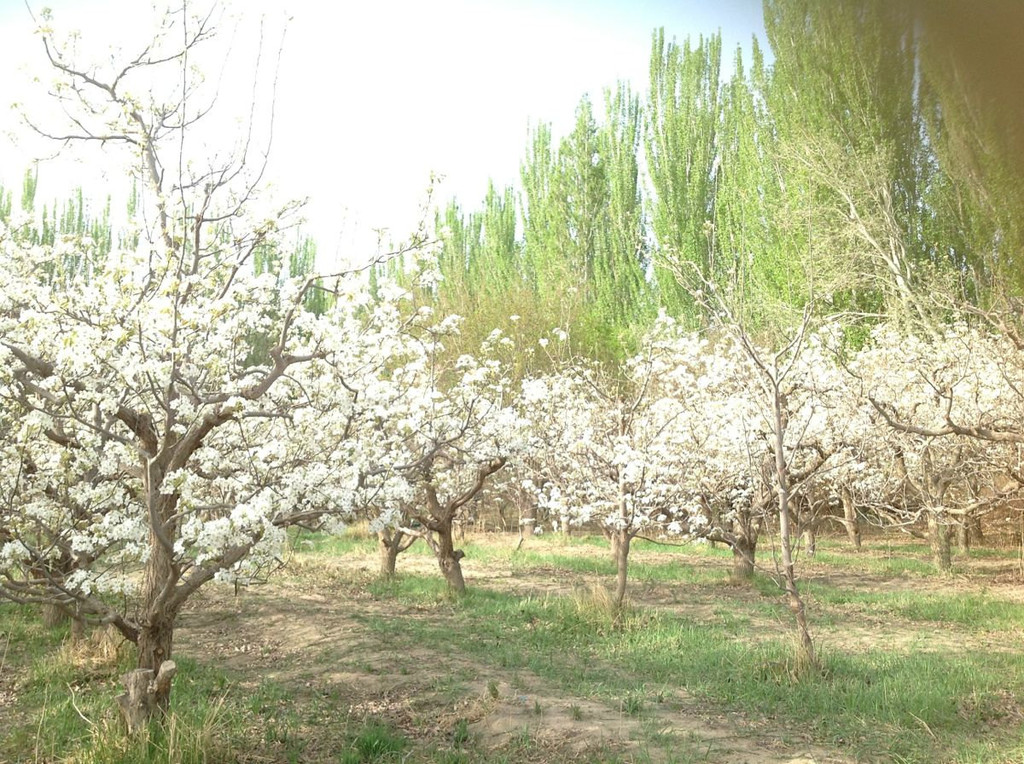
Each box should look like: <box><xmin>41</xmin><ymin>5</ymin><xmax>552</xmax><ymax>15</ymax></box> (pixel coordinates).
<box><xmin>341</xmin><ymin>720</ymin><xmax>408</xmax><ymax>763</ymax></box>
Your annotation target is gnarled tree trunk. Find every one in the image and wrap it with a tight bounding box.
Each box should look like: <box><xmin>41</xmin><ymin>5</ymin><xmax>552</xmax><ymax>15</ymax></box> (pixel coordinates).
<box><xmin>927</xmin><ymin>510</ymin><xmax>952</xmax><ymax>572</ymax></box>
<box><xmin>130</xmin><ymin>501</ymin><xmax>181</xmax><ymax>723</ymax></box>
<box><xmin>419</xmin><ymin>457</ymin><xmax>505</xmax><ymax>594</ymax></box>
<box><xmin>731</xmin><ymin>535</ymin><xmax>756</xmax><ymax>579</ymax></box>
<box><xmin>118</xmin><ymin>661</ymin><xmax>177</xmax><ymax>734</ymax></box>
<box><xmin>435</xmin><ymin>521</ymin><xmax>466</xmax><ymax>594</ymax></box>
<box><xmin>956</xmin><ymin>515</ymin><xmax>971</xmax><ymax>556</ymax></box>
<box><xmin>841</xmin><ymin>485</ymin><xmax>861</xmax><ymax>550</ymax></box>
<box><xmin>378</xmin><ymin>529</ymin><xmax>416</xmax><ymax>578</ymax></box>
<box><xmin>42</xmin><ymin>603</ymin><xmax>68</xmax><ymax>628</ymax></box>
<box><xmin>801</xmin><ymin>527</ymin><xmax>817</xmax><ymax>557</ymax></box>
<box><xmin>380</xmin><ymin>533</ymin><xmax>401</xmax><ymax>578</ymax></box>
<box><xmin>730</xmin><ymin>509</ymin><xmax>758</xmax><ymax>580</ymax></box>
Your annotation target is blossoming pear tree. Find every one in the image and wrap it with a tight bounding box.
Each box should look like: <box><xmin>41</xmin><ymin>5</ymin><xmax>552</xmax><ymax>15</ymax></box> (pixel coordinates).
<box><xmin>0</xmin><ymin>4</ymin><xmax>404</xmax><ymax>728</ymax></box>
<box><xmin>352</xmin><ymin>305</ymin><xmax>522</xmax><ymax>592</ymax></box>
<box><xmin>710</xmin><ymin>315</ymin><xmax>851</xmax><ymax>667</ymax></box>
<box><xmin>519</xmin><ymin>325</ymin><xmax>709</xmax><ymax>611</ymax></box>
<box><xmin>852</xmin><ymin>321</ymin><xmax>1021</xmax><ymax>569</ymax></box>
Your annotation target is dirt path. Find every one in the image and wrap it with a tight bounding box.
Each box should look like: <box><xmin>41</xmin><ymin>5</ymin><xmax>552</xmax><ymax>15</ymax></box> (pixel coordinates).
<box><xmin>172</xmin><ymin>536</ymin><xmax>1024</xmax><ymax>762</ymax></box>
<box><xmin>177</xmin><ymin>552</ymin><xmax>851</xmax><ymax>763</ymax></box>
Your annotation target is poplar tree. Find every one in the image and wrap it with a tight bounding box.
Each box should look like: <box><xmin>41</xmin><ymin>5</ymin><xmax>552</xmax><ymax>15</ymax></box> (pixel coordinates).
<box><xmin>711</xmin><ymin>41</ymin><xmax>805</xmax><ymax>331</ymax></box>
<box><xmin>594</xmin><ymin>83</ymin><xmax>651</xmax><ymax>340</ymax></box>
<box><xmin>913</xmin><ymin>0</ymin><xmax>1024</xmax><ymax>296</ymax></box>
<box><xmin>1</xmin><ymin>168</ymin><xmax>115</xmax><ymax>286</ymax></box>
<box><xmin>763</xmin><ymin>0</ymin><xmax>936</xmax><ymax>326</ymax></box>
<box><xmin>645</xmin><ymin>29</ymin><xmax>722</xmax><ymax>317</ymax></box>
<box><xmin>519</xmin><ymin>93</ymin><xmax>652</xmax><ymax>363</ymax></box>
<box><xmin>520</xmin><ymin>120</ymin><xmax>574</xmax><ymax>316</ymax></box>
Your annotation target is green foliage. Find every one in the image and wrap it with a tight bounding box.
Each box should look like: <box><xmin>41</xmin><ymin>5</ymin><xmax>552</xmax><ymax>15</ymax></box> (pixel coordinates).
<box><xmin>426</xmin><ymin>86</ymin><xmax>655</xmax><ymax>372</ymax></box>
<box><xmin>425</xmin><ymin>3</ymin><xmax>1021</xmax><ymax>350</ymax></box>
<box><xmin>711</xmin><ymin>40</ymin><xmax>806</xmax><ymax>332</ymax></box>
<box><xmin>914</xmin><ymin>1</ymin><xmax>1024</xmax><ymax>295</ymax></box>
<box><xmin>244</xmin><ymin>230</ymin><xmax>330</xmax><ymax>365</ymax></box>
<box><xmin>359</xmin><ymin>566</ymin><xmax>1024</xmax><ymax>762</ymax></box>
<box><xmin>340</xmin><ymin>720</ymin><xmax>408</xmax><ymax>763</ymax></box>
<box><xmin>430</xmin><ymin>182</ymin><xmax>525</xmax><ymax>351</ymax></box>
<box><xmin>763</xmin><ymin>0</ymin><xmax>940</xmax><ymax>329</ymax></box>
<box><xmin>0</xmin><ymin>167</ymin><xmax>114</xmax><ymax>287</ymax></box>
<box><xmin>645</xmin><ymin>29</ymin><xmax>721</xmax><ymax>318</ymax></box>
<box><xmin>518</xmin><ymin>91</ymin><xmax>656</xmax><ymax>364</ymax></box>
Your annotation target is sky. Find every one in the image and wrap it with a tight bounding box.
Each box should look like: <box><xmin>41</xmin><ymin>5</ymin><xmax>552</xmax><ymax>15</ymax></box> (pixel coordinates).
<box><xmin>0</xmin><ymin>0</ymin><xmax>766</xmax><ymax>265</ymax></box>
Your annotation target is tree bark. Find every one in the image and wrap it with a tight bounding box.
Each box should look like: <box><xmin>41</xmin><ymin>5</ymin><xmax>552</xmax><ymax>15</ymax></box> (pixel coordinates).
<box><xmin>969</xmin><ymin>511</ymin><xmax>984</xmax><ymax>544</ymax></box>
<box><xmin>801</xmin><ymin>527</ymin><xmax>817</xmax><ymax>557</ymax></box>
<box><xmin>841</xmin><ymin>485</ymin><xmax>861</xmax><ymax>550</ymax></box>
<box><xmin>42</xmin><ymin>603</ymin><xmax>68</xmax><ymax>628</ymax></box>
<box><xmin>927</xmin><ymin>510</ymin><xmax>952</xmax><ymax>572</ymax></box>
<box><xmin>117</xmin><ymin>660</ymin><xmax>177</xmax><ymax>734</ymax></box>
<box><xmin>607</xmin><ymin>528</ymin><xmax>621</xmax><ymax>563</ymax></box>
<box><xmin>134</xmin><ymin>509</ymin><xmax>179</xmax><ymax>718</ymax></box>
<box><xmin>769</xmin><ymin>372</ymin><xmax>815</xmax><ymax>669</ymax></box>
<box><xmin>70</xmin><ymin>612</ymin><xmax>86</xmax><ymax>643</ymax></box>
<box><xmin>956</xmin><ymin>507</ymin><xmax>979</xmax><ymax>556</ymax></box>
<box><xmin>138</xmin><ymin>483</ymin><xmax>181</xmax><ymax>670</ymax></box>
<box><xmin>520</xmin><ymin>498</ymin><xmax>537</xmax><ymax>538</ymax></box>
<box><xmin>956</xmin><ymin>516</ymin><xmax>971</xmax><ymax>556</ymax></box>
<box><xmin>731</xmin><ymin>532</ymin><xmax>757</xmax><ymax>580</ymax></box>
<box><xmin>613</xmin><ymin>530</ymin><xmax>632</xmax><ymax>611</ymax></box>
<box><xmin>137</xmin><ymin>613</ymin><xmax>175</xmax><ymax>675</ymax></box>
<box><xmin>559</xmin><ymin>511</ymin><xmax>571</xmax><ymax>537</ymax></box>
<box><xmin>435</xmin><ymin>521</ymin><xmax>466</xmax><ymax>594</ymax></box>
<box><xmin>378</xmin><ymin>531</ymin><xmax>403</xmax><ymax>578</ymax></box>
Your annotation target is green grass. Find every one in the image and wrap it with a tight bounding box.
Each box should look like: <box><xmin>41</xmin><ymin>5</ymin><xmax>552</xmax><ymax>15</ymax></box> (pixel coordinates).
<box><xmin>9</xmin><ymin>530</ymin><xmax>1024</xmax><ymax>763</ymax></box>
<box><xmin>961</xmin><ymin>545</ymin><xmax>1020</xmax><ymax>559</ymax></box>
<box><xmin>856</xmin><ymin>554</ymin><xmax>944</xmax><ymax>577</ymax></box>
<box><xmin>351</xmin><ymin>573</ymin><xmax>1024</xmax><ymax>763</ymax></box>
<box><xmin>367</xmin><ymin>572</ymin><xmax>454</xmax><ymax>601</ymax></box>
<box><xmin>0</xmin><ymin>603</ymin><xmax>314</xmax><ymax>764</ymax></box>
<box><xmin>289</xmin><ymin>527</ymin><xmax>380</xmax><ymax>556</ymax></box>
<box><xmin>805</xmin><ymin>585</ymin><xmax>1024</xmax><ymax>630</ymax></box>
<box><xmin>340</xmin><ymin>720</ymin><xmax>409</xmax><ymax>763</ymax></box>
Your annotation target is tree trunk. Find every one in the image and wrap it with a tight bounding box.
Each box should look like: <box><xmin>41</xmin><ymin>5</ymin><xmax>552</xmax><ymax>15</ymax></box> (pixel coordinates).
<box><xmin>956</xmin><ymin>515</ymin><xmax>971</xmax><ymax>557</ymax></box>
<box><xmin>771</xmin><ymin>380</ymin><xmax>815</xmax><ymax>670</ymax></box>
<box><xmin>519</xmin><ymin>500</ymin><xmax>537</xmax><ymax>541</ymax></box>
<box><xmin>133</xmin><ymin>513</ymin><xmax>179</xmax><ymax>720</ymax></box>
<box><xmin>42</xmin><ymin>603</ymin><xmax>68</xmax><ymax>628</ymax></box>
<box><xmin>778</xmin><ymin>502</ymin><xmax>815</xmax><ymax>669</ymax></box>
<box><xmin>559</xmin><ymin>511</ymin><xmax>571</xmax><ymax>537</ymax></box>
<box><xmin>435</xmin><ymin>522</ymin><xmax>466</xmax><ymax>594</ymax></box>
<box><xmin>70</xmin><ymin>612</ymin><xmax>86</xmax><ymax>643</ymax></box>
<box><xmin>137</xmin><ymin>614</ymin><xmax>175</xmax><ymax>675</ymax></box>
<box><xmin>607</xmin><ymin>528</ymin><xmax>621</xmax><ymax>563</ymax></box>
<box><xmin>117</xmin><ymin>661</ymin><xmax>177</xmax><ymax>734</ymax></box>
<box><xmin>927</xmin><ymin>510</ymin><xmax>952</xmax><ymax>572</ymax></box>
<box><xmin>613</xmin><ymin>531</ymin><xmax>631</xmax><ymax>611</ymax></box>
<box><xmin>41</xmin><ymin>603</ymin><xmax>87</xmax><ymax>643</ymax></box>
<box><xmin>841</xmin><ymin>485</ymin><xmax>861</xmax><ymax>550</ymax></box>
<box><xmin>801</xmin><ymin>527</ymin><xmax>817</xmax><ymax>557</ymax></box>
<box><xmin>731</xmin><ymin>534</ymin><xmax>756</xmax><ymax>580</ymax></box>
<box><xmin>378</xmin><ymin>531</ymin><xmax>402</xmax><ymax>578</ymax></box>
<box><xmin>969</xmin><ymin>512</ymin><xmax>984</xmax><ymax>544</ymax></box>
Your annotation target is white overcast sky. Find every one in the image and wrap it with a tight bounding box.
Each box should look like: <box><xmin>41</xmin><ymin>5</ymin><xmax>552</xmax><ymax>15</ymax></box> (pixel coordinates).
<box><xmin>0</xmin><ymin>0</ymin><xmax>765</xmax><ymax>264</ymax></box>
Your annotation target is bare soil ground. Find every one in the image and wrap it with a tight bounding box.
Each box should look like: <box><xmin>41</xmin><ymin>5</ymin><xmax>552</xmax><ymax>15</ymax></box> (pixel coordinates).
<box><xmin>172</xmin><ymin>534</ymin><xmax>1024</xmax><ymax>763</ymax></box>
<box><xmin>178</xmin><ymin>578</ymin><xmax>836</xmax><ymax>763</ymax></box>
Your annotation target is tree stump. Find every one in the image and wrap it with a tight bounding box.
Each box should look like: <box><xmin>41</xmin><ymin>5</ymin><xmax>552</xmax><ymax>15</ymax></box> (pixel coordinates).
<box><xmin>117</xmin><ymin>660</ymin><xmax>177</xmax><ymax>734</ymax></box>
